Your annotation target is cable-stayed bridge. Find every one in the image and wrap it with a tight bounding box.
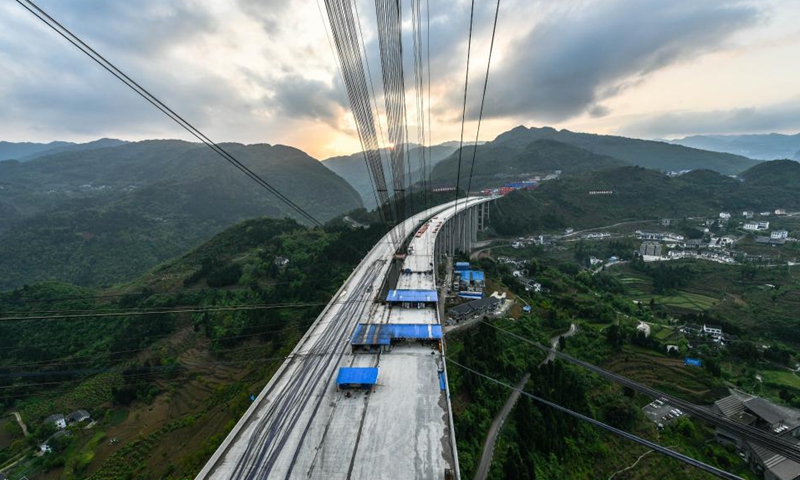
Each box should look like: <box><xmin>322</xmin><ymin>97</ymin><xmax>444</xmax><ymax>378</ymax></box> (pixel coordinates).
<box><xmin>197</xmin><ymin>197</ymin><xmax>493</xmax><ymax>480</ymax></box>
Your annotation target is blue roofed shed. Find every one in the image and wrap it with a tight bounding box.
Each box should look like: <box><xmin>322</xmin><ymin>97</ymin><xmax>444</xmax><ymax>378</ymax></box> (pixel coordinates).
<box><xmin>337</xmin><ymin>367</ymin><xmax>379</xmax><ymax>389</ymax></box>
<box><xmin>455</xmin><ymin>262</ymin><xmax>470</xmax><ymax>271</ymax></box>
<box><xmin>386</xmin><ymin>289</ymin><xmax>438</xmax><ymax>304</ymax></box>
<box><xmin>351</xmin><ymin>323</ymin><xmax>442</xmax><ymax>349</ymax></box>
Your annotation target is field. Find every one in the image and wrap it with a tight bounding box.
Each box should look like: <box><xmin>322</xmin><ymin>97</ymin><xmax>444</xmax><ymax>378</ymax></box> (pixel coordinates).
<box><xmin>760</xmin><ymin>369</ymin><xmax>800</xmax><ymax>391</ymax></box>
<box><xmin>603</xmin><ymin>346</ymin><xmax>725</xmax><ymax>404</ymax></box>
<box><xmin>617</xmin><ymin>273</ymin><xmax>718</xmax><ymax>311</ymax></box>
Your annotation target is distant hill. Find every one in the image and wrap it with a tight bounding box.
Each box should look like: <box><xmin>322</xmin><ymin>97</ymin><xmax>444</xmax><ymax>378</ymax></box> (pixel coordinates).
<box><xmin>490</xmin><ymin>160</ymin><xmax>800</xmax><ymax>235</ymax></box>
<box><xmin>20</xmin><ymin>138</ymin><xmax>128</xmax><ymax>160</ymax></box>
<box><xmin>430</xmin><ymin>139</ymin><xmax>626</xmax><ymax>189</ymax></box>
<box><xmin>0</xmin><ymin>140</ymin><xmax>362</xmax><ymax>290</ymax></box>
<box><xmin>489</xmin><ymin>126</ymin><xmax>759</xmax><ymax>175</ymax></box>
<box><xmin>671</xmin><ymin>133</ymin><xmax>800</xmax><ymax>161</ymax></box>
<box><xmin>0</xmin><ymin>140</ymin><xmax>73</xmax><ymax>161</ymax></box>
<box><xmin>323</xmin><ymin>143</ymin><xmax>455</xmax><ymax>209</ymax></box>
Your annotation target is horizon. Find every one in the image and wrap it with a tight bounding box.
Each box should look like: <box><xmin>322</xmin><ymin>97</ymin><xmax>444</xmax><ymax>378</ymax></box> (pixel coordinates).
<box><xmin>3</xmin><ymin>1</ymin><xmax>800</xmax><ymax>158</ymax></box>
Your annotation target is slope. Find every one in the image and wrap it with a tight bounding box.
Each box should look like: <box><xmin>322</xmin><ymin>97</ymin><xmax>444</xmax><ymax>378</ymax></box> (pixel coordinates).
<box><xmin>430</xmin><ymin>139</ymin><xmax>626</xmax><ymax>190</ymax></box>
<box><xmin>322</xmin><ymin>143</ymin><xmax>456</xmax><ymax>209</ymax></box>
<box><xmin>0</xmin><ymin>140</ymin><xmax>73</xmax><ymax>161</ymax></box>
<box><xmin>671</xmin><ymin>133</ymin><xmax>800</xmax><ymax>161</ymax></box>
<box><xmin>492</xmin><ymin>126</ymin><xmax>759</xmax><ymax>174</ymax></box>
<box><xmin>0</xmin><ymin>140</ymin><xmax>362</xmax><ymax>290</ymax></box>
<box><xmin>489</xmin><ymin>161</ymin><xmax>800</xmax><ymax>235</ymax></box>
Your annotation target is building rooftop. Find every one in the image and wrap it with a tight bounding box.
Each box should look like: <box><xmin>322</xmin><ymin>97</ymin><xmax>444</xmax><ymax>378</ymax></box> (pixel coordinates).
<box><xmin>449</xmin><ymin>296</ymin><xmax>501</xmax><ymax>316</ymax></box>
<box><xmin>386</xmin><ymin>289</ymin><xmax>438</xmax><ymax>303</ymax></box>
<box><xmin>337</xmin><ymin>367</ymin><xmax>380</xmax><ymax>387</ymax></box>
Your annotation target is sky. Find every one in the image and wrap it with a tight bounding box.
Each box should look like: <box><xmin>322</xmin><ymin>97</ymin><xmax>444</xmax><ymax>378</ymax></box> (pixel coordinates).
<box><xmin>2</xmin><ymin>0</ymin><xmax>800</xmax><ymax>159</ymax></box>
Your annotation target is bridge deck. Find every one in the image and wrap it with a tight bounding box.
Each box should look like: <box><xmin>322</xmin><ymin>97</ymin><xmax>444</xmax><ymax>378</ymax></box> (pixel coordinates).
<box><xmin>197</xmin><ymin>197</ymin><xmax>489</xmax><ymax>480</ymax></box>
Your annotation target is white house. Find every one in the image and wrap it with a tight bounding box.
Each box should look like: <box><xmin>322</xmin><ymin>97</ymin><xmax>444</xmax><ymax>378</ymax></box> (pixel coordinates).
<box><xmin>637</xmin><ymin>323</ymin><xmax>651</xmax><ymax>338</ymax></box>
<box><xmin>703</xmin><ymin>324</ymin><xmax>723</xmax><ymax>337</ymax></box>
<box><xmin>44</xmin><ymin>414</ymin><xmax>66</xmax><ymax>430</ymax></box>
<box><xmin>771</xmin><ymin>230</ymin><xmax>789</xmax><ymax>239</ymax></box>
<box><xmin>742</xmin><ymin>211</ymin><xmax>754</xmax><ymax>219</ymax></box>
<box><xmin>719</xmin><ymin>212</ymin><xmax>731</xmax><ymax>220</ymax></box>
<box><xmin>775</xmin><ymin>208</ymin><xmax>787</xmax><ymax>215</ymax></box>
<box><xmin>744</xmin><ymin>221</ymin><xmax>769</xmax><ymax>231</ymax></box>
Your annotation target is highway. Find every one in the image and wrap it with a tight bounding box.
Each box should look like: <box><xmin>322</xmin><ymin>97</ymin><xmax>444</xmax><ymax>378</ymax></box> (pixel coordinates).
<box><xmin>197</xmin><ymin>197</ymin><xmax>491</xmax><ymax>480</ymax></box>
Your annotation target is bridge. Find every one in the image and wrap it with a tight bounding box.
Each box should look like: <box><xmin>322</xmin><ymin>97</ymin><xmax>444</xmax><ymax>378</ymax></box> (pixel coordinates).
<box><xmin>197</xmin><ymin>197</ymin><xmax>494</xmax><ymax>480</ymax></box>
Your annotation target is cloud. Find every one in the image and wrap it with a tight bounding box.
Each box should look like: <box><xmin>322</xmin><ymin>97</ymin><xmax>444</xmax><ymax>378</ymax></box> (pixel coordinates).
<box><xmin>621</xmin><ymin>100</ymin><xmax>800</xmax><ymax>138</ymax></box>
<box><xmin>259</xmin><ymin>74</ymin><xmax>349</xmax><ymax>128</ymax></box>
<box><xmin>479</xmin><ymin>1</ymin><xmax>762</xmax><ymax>122</ymax></box>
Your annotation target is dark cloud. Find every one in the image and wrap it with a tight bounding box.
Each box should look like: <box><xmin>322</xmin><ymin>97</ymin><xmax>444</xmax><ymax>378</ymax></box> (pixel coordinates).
<box><xmin>479</xmin><ymin>1</ymin><xmax>761</xmax><ymax>122</ymax></box>
<box><xmin>622</xmin><ymin>100</ymin><xmax>800</xmax><ymax>138</ymax></box>
<box><xmin>237</xmin><ymin>0</ymin><xmax>292</xmax><ymax>35</ymax></box>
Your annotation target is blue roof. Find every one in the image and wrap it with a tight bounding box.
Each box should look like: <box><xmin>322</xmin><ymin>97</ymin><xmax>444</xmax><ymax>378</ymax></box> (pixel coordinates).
<box><xmin>351</xmin><ymin>323</ymin><xmax>442</xmax><ymax>346</ymax></box>
<box><xmin>454</xmin><ymin>262</ymin><xmax>470</xmax><ymax>271</ymax></box>
<box><xmin>458</xmin><ymin>291</ymin><xmax>483</xmax><ymax>299</ymax></box>
<box><xmin>386</xmin><ymin>289</ymin><xmax>438</xmax><ymax>303</ymax></box>
<box><xmin>459</xmin><ymin>270</ymin><xmax>485</xmax><ymax>282</ymax></box>
<box><xmin>337</xmin><ymin>367</ymin><xmax>379</xmax><ymax>386</ymax></box>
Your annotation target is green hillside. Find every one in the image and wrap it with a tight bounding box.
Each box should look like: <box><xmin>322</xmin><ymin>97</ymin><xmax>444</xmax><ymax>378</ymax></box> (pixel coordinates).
<box><xmin>430</xmin><ymin>139</ymin><xmax>626</xmax><ymax>189</ymax></box>
<box><xmin>0</xmin><ymin>140</ymin><xmax>362</xmax><ymax>290</ymax></box>
<box><xmin>491</xmin><ymin>126</ymin><xmax>759</xmax><ymax>174</ymax></box>
<box><xmin>489</xmin><ymin>161</ymin><xmax>800</xmax><ymax>235</ymax></box>
<box><xmin>0</xmin><ymin>216</ymin><xmax>388</xmax><ymax>479</ymax></box>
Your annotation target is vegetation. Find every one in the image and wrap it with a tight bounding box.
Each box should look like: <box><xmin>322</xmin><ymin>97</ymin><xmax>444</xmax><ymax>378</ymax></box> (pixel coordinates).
<box><xmin>489</xmin><ymin>160</ymin><xmax>800</xmax><ymax>235</ymax></box>
<box><xmin>0</xmin><ymin>216</ymin><xmax>387</xmax><ymax>479</ymax></box>
<box><xmin>0</xmin><ymin>140</ymin><xmax>363</xmax><ymax>290</ymax></box>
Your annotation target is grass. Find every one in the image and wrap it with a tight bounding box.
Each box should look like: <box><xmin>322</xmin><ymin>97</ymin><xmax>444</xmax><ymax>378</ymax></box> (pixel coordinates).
<box><xmin>760</xmin><ymin>369</ymin><xmax>800</xmax><ymax>391</ymax></box>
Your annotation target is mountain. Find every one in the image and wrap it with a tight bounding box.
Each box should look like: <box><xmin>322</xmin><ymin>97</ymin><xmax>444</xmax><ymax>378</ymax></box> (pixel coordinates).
<box><xmin>489</xmin><ymin>159</ymin><xmax>800</xmax><ymax>235</ymax></box>
<box><xmin>0</xmin><ymin>140</ymin><xmax>73</xmax><ymax>161</ymax></box>
<box><xmin>20</xmin><ymin>137</ymin><xmax>128</xmax><ymax>160</ymax></box>
<box><xmin>490</xmin><ymin>126</ymin><xmax>759</xmax><ymax>174</ymax></box>
<box><xmin>322</xmin><ymin>143</ymin><xmax>456</xmax><ymax>208</ymax></box>
<box><xmin>430</xmin><ymin>139</ymin><xmax>627</xmax><ymax>189</ymax></box>
<box><xmin>671</xmin><ymin>133</ymin><xmax>800</xmax><ymax>161</ymax></box>
<box><xmin>0</xmin><ymin>140</ymin><xmax>362</xmax><ymax>290</ymax></box>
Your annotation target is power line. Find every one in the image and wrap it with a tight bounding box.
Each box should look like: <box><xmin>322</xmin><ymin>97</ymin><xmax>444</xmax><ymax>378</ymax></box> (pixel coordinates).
<box><xmin>445</xmin><ymin>357</ymin><xmax>743</xmax><ymax>480</ymax></box>
<box><xmin>15</xmin><ymin>0</ymin><xmax>323</xmax><ymax>227</ymax></box>
<box><xmin>465</xmin><ymin>0</ymin><xmax>501</xmax><ymax>197</ymax></box>
<box><xmin>452</xmin><ymin>0</ymin><xmax>476</xmax><ymax>212</ymax></box>
<box><xmin>481</xmin><ymin>320</ymin><xmax>800</xmax><ymax>465</ymax></box>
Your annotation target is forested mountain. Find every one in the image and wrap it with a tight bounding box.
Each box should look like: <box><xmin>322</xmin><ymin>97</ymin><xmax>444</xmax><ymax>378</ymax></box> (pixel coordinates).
<box><xmin>671</xmin><ymin>132</ymin><xmax>800</xmax><ymax>160</ymax></box>
<box><xmin>0</xmin><ymin>138</ymin><xmax>128</xmax><ymax>162</ymax></box>
<box><xmin>0</xmin><ymin>140</ymin><xmax>362</xmax><ymax>290</ymax></box>
<box><xmin>490</xmin><ymin>160</ymin><xmax>800</xmax><ymax>235</ymax></box>
<box><xmin>0</xmin><ymin>140</ymin><xmax>72</xmax><ymax>161</ymax></box>
<box><xmin>452</xmin><ymin>125</ymin><xmax>758</xmax><ymax>178</ymax></box>
<box><xmin>430</xmin><ymin>139</ymin><xmax>627</xmax><ymax>189</ymax></box>
<box><xmin>322</xmin><ymin>143</ymin><xmax>456</xmax><ymax>209</ymax></box>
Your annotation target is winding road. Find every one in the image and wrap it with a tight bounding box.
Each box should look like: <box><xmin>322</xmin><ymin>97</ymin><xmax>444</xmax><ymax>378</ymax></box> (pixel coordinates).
<box><xmin>473</xmin><ymin>323</ymin><xmax>577</xmax><ymax>480</ymax></box>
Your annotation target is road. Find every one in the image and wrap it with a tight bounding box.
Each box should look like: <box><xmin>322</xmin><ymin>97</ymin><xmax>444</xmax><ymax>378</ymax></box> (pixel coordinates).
<box><xmin>197</xmin><ymin>197</ymin><xmax>492</xmax><ymax>480</ymax></box>
<box><xmin>10</xmin><ymin>412</ymin><xmax>29</xmax><ymax>437</ymax></box>
<box><xmin>473</xmin><ymin>324</ymin><xmax>577</xmax><ymax>480</ymax></box>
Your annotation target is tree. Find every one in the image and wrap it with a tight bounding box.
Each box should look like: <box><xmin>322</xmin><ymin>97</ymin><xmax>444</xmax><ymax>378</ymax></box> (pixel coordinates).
<box><xmin>558</xmin><ymin>335</ymin><xmax>566</xmax><ymax>351</ymax></box>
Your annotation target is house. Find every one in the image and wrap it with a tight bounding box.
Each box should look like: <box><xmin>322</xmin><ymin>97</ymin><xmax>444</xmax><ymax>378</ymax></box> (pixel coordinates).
<box><xmin>44</xmin><ymin>414</ymin><xmax>66</xmax><ymax>430</ymax></box>
<box><xmin>703</xmin><ymin>324</ymin><xmax>723</xmax><ymax>338</ymax></box>
<box><xmin>775</xmin><ymin>209</ymin><xmax>787</xmax><ymax>216</ymax></box>
<box><xmin>448</xmin><ymin>296</ymin><xmax>501</xmax><ymax>322</ymax></box>
<box><xmin>636</xmin><ymin>323</ymin><xmax>651</xmax><ymax>338</ymax></box>
<box><xmin>274</xmin><ymin>256</ymin><xmax>290</xmax><ymax>267</ymax></box>
<box><xmin>589</xmin><ymin>256</ymin><xmax>603</xmax><ymax>266</ymax></box>
<box><xmin>744</xmin><ymin>221</ymin><xmax>770</xmax><ymax>231</ymax></box>
<box><xmin>756</xmin><ymin>236</ymin><xmax>787</xmax><ymax>246</ymax></box>
<box><xmin>662</xmin><ymin>218</ymin><xmax>672</xmax><ymax>226</ymax></box>
<box><xmin>719</xmin><ymin>212</ymin><xmax>731</xmax><ymax>220</ymax></box>
<box><xmin>564</xmin><ymin>227</ymin><xmax>574</xmax><ymax>234</ymax></box>
<box><xmin>666</xmin><ymin>345</ymin><xmax>679</xmax><ymax>354</ymax></box>
<box><xmin>771</xmin><ymin>230</ymin><xmax>789</xmax><ymax>239</ymax></box>
<box><xmin>760</xmin><ymin>211</ymin><xmax>772</xmax><ymax>217</ymax></box>
<box><xmin>67</xmin><ymin>410</ymin><xmax>91</xmax><ymax>425</ymax></box>
<box><xmin>743</xmin><ymin>211</ymin><xmax>754</xmax><ymax>219</ymax></box>
<box><xmin>639</xmin><ymin>241</ymin><xmax>662</xmax><ymax>258</ymax></box>
<box><xmin>713</xmin><ymin>391</ymin><xmax>800</xmax><ymax>480</ymax></box>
